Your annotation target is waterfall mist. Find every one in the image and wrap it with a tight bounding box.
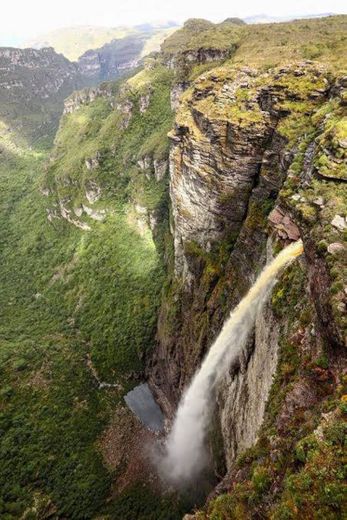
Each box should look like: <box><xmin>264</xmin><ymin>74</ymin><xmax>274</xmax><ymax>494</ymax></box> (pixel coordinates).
<box><xmin>160</xmin><ymin>240</ymin><xmax>303</xmax><ymax>484</ymax></box>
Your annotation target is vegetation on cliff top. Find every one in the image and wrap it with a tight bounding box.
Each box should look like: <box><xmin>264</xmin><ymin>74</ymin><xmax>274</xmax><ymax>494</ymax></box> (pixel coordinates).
<box><xmin>0</xmin><ymin>12</ymin><xmax>346</xmax><ymax>520</ymax></box>
<box><xmin>162</xmin><ymin>15</ymin><xmax>347</xmax><ymax>72</ymax></box>
<box><xmin>161</xmin><ymin>18</ymin><xmax>244</xmax><ymax>56</ymax></box>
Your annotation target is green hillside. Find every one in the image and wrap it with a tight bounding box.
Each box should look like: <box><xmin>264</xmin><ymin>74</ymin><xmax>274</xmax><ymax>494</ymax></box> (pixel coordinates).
<box><xmin>0</xmin><ymin>61</ymin><xmax>179</xmax><ymax>518</ymax></box>
<box><xmin>161</xmin><ymin>15</ymin><xmax>347</xmax><ymax>71</ymax></box>
<box><xmin>0</xmin><ymin>13</ymin><xmax>346</xmax><ymax>520</ymax></box>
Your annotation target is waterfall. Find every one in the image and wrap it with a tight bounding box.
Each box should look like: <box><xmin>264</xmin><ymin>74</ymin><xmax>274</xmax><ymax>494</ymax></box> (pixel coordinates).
<box><xmin>161</xmin><ymin>240</ymin><xmax>303</xmax><ymax>483</ymax></box>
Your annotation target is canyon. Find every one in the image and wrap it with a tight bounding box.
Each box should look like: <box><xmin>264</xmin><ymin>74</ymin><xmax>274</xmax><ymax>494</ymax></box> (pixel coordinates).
<box><xmin>0</xmin><ymin>14</ymin><xmax>346</xmax><ymax>520</ymax></box>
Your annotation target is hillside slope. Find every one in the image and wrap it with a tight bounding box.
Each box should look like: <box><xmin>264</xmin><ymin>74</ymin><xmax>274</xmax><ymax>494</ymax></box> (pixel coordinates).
<box><xmin>0</xmin><ymin>14</ymin><xmax>346</xmax><ymax>520</ymax></box>
<box><xmin>77</xmin><ymin>27</ymin><xmax>176</xmax><ymax>83</ymax></box>
<box><xmin>0</xmin><ymin>59</ymin><xmax>185</xmax><ymax>518</ymax></box>
<box><xmin>0</xmin><ymin>47</ymin><xmax>82</xmax><ymax>147</ymax></box>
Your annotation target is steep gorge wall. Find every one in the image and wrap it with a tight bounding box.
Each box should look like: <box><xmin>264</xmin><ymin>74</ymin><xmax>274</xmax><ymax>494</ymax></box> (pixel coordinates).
<box><xmin>149</xmin><ymin>61</ymin><xmax>346</xmax><ymax>482</ymax></box>
<box><xmin>0</xmin><ymin>47</ymin><xmax>82</xmax><ymax>145</ymax></box>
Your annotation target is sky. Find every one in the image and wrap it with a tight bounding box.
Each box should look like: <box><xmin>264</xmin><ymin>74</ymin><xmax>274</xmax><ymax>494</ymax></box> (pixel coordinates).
<box><xmin>1</xmin><ymin>0</ymin><xmax>346</xmax><ymax>46</ymax></box>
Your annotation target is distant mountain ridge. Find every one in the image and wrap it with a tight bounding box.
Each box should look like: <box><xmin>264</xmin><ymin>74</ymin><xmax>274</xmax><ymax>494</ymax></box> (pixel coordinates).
<box><xmin>243</xmin><ymin>12</ymin><xmax>336</xmax><ymax>23</ymax></box>
<box><xmin>0</xmin><ymin>24</ymin><xmax>178</xmax><ymax>145</ymax></box>
<box><xmin>77</xmin><ymin>26</ymin><xmax>177</xmax><ymax>83</ymax></box>
<box><xmin>0</xmin><ymin>46</ymin><xmax>82</xmax><ymax>147</ymax></box>
<box><xmin>23</xmin><ymin>22</ymin><xmax>179</xmax><ymax>62</ymax></box>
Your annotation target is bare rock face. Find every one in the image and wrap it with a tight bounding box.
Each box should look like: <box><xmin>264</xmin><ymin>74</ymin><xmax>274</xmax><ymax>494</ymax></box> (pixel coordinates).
<box><xmin>170</xmin><ymin>82</ymin><xmax>189</xmax><ymax>111</ymax></box>
<box><xmin>64</xmin><ymin>85</ymin><xmax>113</xmax><ymax>114</ymax></box>
<box><xmin>219</xmin><ymin>294</ymin><xmax>280</xmax><ymax>468</ymax></box>
<box><xmin>149</xmin><ymin>65</ymin><xmax>341</xmax><ymax>472</ymax></box>
<box><xmin>164</xmin><ymin>48</ymin><xmax>231</xmax><ymax>71</ymax></box>
<box><xmin>0</xmin><ymin>46</ymin><xmax>82</xmax><ymax>142</ymax></box>
<box><xmin>169</xmin><ymin>68</ymin><xmax>269</xmax><ymax>280</ymax></box>
<box><xmin>169</xmin><ymin>65</ymin><xmax>328</xmax><ymax>283</ymax></box>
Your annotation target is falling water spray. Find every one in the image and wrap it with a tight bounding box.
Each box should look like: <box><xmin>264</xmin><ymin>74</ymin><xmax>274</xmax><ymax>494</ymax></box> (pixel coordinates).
<box><xmin>161</xmin><ymin>240</ymin><xmax>303</xmax><ymax>484</ymax></box>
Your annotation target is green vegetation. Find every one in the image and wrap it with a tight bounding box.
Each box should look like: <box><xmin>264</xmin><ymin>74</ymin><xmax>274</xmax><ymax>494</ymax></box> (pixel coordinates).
<box><xmin>1</xmin><ymin>12</ymin><xmax>346</xmax><ymax>520</ymax></box>
<box><xmin>204</xmin><ymin>416</ymin><xmax>346</xmax><ymax>520</ymax></box>
<box><xmin>161</xmin><ymin>18</ymin><xmax>244</xmax><ymax>56</ymax></box>
<box><xmin>161</xmin><ymin>15</ymin><xmax>347</xmax><ymax>73</ymax></box>
<box><xmin>273</xmin><ymin>419</ymin><xmax>346</xmax><ymax>519</ymax></box>
<box><xmin>315</xmin><ymin>113</ymin><xmax>347</xmax><ymax>180</ymax></box>
<box><xmin>104</xmin><ymin>484</ymin><xmax>188</xmax><ymax>520</ymax></box>
<box><xmin>231</xmin><ymin>15</ymin><xmax>347</xmax><ymax>71</ymax></box>
<box><xmin>46</xmin><ymin>63</ymin><xmax>174</xmax><ymax>214</ymax></box>
<box><xmin>0</xmin><ymin>146</ymin><xmax>112</xmax><ymax>518</ymax></box>
<box><xmin>0</xmin><ymin>60</ymin><xmax>174</xmax><ymax>518</ymax></box>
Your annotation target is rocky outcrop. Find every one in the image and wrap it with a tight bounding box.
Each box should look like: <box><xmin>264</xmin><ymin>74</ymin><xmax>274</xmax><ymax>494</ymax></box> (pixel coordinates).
<box><xmin>170</xmin><ymin>82</ymin><xmax>189</xmax><ymax>110</ymax></box>
<box><xmin>168</xmin><ymin>64</ymin><xmax>329</xmax><ymax>282</ymax></box>
<box><xmin>0</xmin><ymin>46</ymin><xmax>83</xmax><ymax>142</ymax></box>
<box><xmin>149</xmin><ymin>65</ymin><xmax>344</xmax><ymax>481</ymax></box>
<box><xmin>164</xmin><ymin>48</ymin><xmax>231</xmax><ymax>71</ymax></box>
<box><xmin>85</xmin><ymin>182</ymin><xmax>101</xmax><ymax>204</ymax></box>
<box><xmin>268</xmin><ymin>206</ymin><xmax>301</xmax><ymax>241</ymax></box>
<box><xmin>161</xmin><ymin>18</ymin><xmax>243</xmax><ymax>74</ymax></box>
<box><xmin>77</xmin><ymin>34</ymin><xmax>146</xmax><ymax>82</ymax></box>
<box><xmin>63</xmin><ymin>85</ymin><xmax>113</xmax><ymax>114</ymax></box>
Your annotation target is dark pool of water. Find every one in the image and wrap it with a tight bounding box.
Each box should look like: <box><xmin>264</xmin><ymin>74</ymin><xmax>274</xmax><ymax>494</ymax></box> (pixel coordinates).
<box><xmin>124</xmin><ymin>382</ymin><xmax>164</xmax><ymax>432</ymax></box>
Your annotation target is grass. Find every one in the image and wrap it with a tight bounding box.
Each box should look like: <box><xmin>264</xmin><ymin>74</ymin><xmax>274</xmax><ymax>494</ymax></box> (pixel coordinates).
<box><xmin>162</xmin><ymin>15</ymin><xmax>347</xmax><ymax>73</ymax></box>
<box><xmin>161</xmin><ymin>18</ymin><xmax>243</xmax><ymax>56</ymax></box>
<box><xmin>231</xmin><ymin>15</ymin><xmax>347</xmax><ymax>71</ymax></box>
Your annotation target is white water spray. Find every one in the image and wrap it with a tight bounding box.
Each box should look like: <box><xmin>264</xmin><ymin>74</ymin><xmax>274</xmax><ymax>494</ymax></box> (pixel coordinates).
<box><xmin>161</xmin><ymin>240</ymin><xmax>303</xmax><ymax>483</ymax></box>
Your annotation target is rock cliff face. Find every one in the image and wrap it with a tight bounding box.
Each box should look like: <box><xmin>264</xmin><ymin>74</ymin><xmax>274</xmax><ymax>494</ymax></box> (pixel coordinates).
<box><xmin>149</xmin><ymin>61</ymin><xmax>346</xmax><ymax>510</ymax></box>
<box><xmin>219</xmin><ymin>291</ymin><xmax>280</xmax><ymax>467</ymax></box>
<box><xmin>0</xmin><ymin>47</ymin><xmax>82</xmax><ymax>144</ymax></box>
<box><xmin>151</xmin><ymin>63</ymin><xmax>330</xmax><ymax>397</ymax></box>
<box><xmin>1</xmin><ymin>14</ymin><xmax>346</xmax><ymax>519</ymax></box>
<box><xmin>77</xmin><ymin>35</ymin><xmax>146</xmax><ymax>82</ymax></box>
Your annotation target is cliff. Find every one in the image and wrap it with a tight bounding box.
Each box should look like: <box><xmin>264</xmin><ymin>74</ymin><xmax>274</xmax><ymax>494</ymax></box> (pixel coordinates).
<box><xmin>0</xmin><ymin>14</ymin><xmax>345</xmax><ymax>520</ymax></box>
<box><xmin>0</xmin><ymin>46</ymin><xmax>82</xmax><ymax>146</ymax></box>
<box><xmin>76</xmin><ymin>35</ymin><xmax>145</xmax><ymax>82</ymax></box>
<box><xmin>148</xmin><ymin>33</ymin><xmax>346</xmax><ymax>520</ymax></box>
